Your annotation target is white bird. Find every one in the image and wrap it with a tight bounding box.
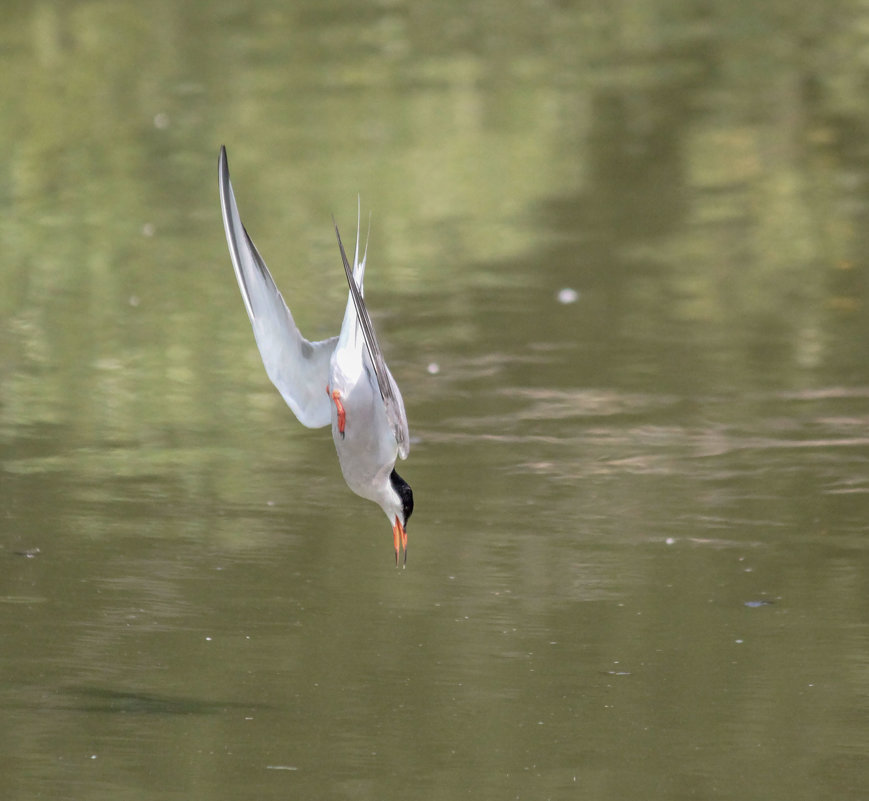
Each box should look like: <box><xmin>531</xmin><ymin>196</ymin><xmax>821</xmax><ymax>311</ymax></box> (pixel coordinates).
<box><xmin>218</xmin><ymin>146</ymin><xmax>414</xmax><ymax>564</ymax></box>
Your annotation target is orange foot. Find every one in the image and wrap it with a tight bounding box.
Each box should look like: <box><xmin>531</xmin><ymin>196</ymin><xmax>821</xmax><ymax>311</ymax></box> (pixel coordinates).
<box><xmin>327</xmin><ymin>387</ymin><xmax>346</xmax><ymax>438</ymax></box>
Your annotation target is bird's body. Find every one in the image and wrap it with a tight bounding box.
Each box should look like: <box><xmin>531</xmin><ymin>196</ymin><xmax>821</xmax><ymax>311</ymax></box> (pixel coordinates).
<box><xmin>218</xmin><ymin>146</ymin><xmax>413</xmax><ymax>563</ymax></box>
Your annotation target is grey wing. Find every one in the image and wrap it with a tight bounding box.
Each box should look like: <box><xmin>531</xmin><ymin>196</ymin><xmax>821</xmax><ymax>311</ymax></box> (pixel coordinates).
<box><xmin>333</xmin><ymin>220</ymin><xmax>410</xmax><ymax>458</ymax></box>
<box><xmin>219</xmin><ymin>147</ymin><xmax>336</xmax><ymax>429</ymax></box>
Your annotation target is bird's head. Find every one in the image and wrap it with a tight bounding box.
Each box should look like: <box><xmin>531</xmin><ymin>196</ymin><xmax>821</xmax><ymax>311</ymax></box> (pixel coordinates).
<box><xmin>386</xmin><ymin>468</ymin><xmax>413</xmax><ymax>566</ymax></box>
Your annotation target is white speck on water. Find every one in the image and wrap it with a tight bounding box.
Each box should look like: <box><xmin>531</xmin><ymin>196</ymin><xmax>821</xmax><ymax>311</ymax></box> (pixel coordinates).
<box><xmin>735</xmin><ymin>639</ymin><xmax>743</xmax><ymax>644</ymax></box>
<box><xmin>205</xmin><ymin>636</ymin><xmax>212</xmax><ymax>641</ymax></box>
<box><xmin>154</xmin><ymin>112</ymin><xmax>170</xmax><ymax>129</ymax></box>
<box><xmin>427</xmin><ymin>362</ymin><xmax>440</xmax><ymax>375</ymax></box>
<box><xmin>266</xmin><ymin>765</ymin><xmax>298</xmax><ymax>771</ymax></box>
<box><xmin>665</xmin><ymin>537</ymin><xmax>676</xmax><ymax>545</ymax></box>
<box><xmin>557</xmin><ymin>287</ymin><xmax>579</xmax><ymax>304</ymax></box>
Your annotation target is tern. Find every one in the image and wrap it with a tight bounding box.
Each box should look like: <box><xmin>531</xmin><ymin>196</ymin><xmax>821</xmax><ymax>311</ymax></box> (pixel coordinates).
<box><xmin>218</xmin><ymin>146</ymin><xmax>414</xmax><ymax>564</ymax></box>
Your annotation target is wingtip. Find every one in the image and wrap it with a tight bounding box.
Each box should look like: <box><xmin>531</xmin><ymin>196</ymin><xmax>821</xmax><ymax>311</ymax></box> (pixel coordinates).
<box><xmin>218</xmin><ymin>146</ymin><xmax>229</xmax><ymax>187</ymax></box>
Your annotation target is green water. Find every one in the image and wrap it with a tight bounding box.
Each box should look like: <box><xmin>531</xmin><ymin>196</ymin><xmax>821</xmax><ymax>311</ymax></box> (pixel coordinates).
<box><xmin>1</xmin><ymin>2</ymin><xmax>868</xmax><ymax>799</ymax></box>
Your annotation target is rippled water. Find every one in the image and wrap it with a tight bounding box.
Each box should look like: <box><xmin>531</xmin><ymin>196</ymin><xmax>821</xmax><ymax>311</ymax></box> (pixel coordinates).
<box><xmin>2</xmin><ymin>2</ymin><xmax>869</xmax><ymax>800</ymax></box>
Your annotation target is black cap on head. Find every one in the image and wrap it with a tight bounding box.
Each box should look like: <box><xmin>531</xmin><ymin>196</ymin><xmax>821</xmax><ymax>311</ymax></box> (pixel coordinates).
<box><xmin>390</xmin><ymin>469</ymin><xmax>414</xmax><ymax>527</ymax></box>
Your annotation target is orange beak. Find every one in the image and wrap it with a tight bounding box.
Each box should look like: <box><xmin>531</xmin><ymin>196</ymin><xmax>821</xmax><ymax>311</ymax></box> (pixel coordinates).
<box><xmin>392</xmin><ymin>516</ymin><xmax>408</xmax><ymax>567</ymax></box>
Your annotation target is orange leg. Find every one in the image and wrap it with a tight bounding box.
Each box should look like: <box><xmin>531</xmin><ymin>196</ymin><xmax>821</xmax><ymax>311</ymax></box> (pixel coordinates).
<box><xmin>327</xmin><ymin>387</ymin><xmax>346</xmax><ymax>437</ymax></box>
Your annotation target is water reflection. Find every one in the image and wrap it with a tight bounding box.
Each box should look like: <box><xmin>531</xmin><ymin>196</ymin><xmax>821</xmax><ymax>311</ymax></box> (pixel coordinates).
<box><xmin>2</xmin><ymin>1</ymin><xmax>869</xmax><ymax>799</ymax></box>
<box><xmin>45</xmin><ymin>687</ymin><xmax>268</xmax><ymax>716</ymax></box>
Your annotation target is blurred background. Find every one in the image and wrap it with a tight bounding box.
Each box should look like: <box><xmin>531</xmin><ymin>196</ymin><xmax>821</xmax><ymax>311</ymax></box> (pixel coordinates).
<box><xmin>1</xmin><ymin>2</ymin><xmax>868</xmax><ymax>799</ymax></box>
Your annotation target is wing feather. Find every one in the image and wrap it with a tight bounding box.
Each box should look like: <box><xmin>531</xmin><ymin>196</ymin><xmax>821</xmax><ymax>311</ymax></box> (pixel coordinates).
<box><xmin>333</xmin><ymin>219</ymin><xmax>410</xmax><ymax>458</ymax></box>
<box><xmin>219</xmin><ymin>147</ymin><xmax>336</xmax><ymax>428</ymax></box>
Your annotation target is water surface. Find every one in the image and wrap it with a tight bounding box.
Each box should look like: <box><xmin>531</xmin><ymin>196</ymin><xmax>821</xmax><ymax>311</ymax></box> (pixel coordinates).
<box><xmin>2</xmin><ymin>2</ymin><xmax>868</xmax><ymax>800</ymax></box>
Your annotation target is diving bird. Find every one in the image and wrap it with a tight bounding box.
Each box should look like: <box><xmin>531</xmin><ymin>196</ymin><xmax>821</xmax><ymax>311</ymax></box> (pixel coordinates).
<box><xmin>218</xmin><ymin>146</ymin><xmax>414</xmax><ymax>564</ymax></box>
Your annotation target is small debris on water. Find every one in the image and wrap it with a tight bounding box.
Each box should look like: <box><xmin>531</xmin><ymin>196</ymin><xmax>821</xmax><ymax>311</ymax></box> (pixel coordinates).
<box><xmin>427</xmin><ymin>362</ymin><xmax>440</xmax><ymax>375</ymax></box>
<box><xmin>557</xmin><ymin>287</ymin><xmax>579</xmax><ymax>304</ymax></box>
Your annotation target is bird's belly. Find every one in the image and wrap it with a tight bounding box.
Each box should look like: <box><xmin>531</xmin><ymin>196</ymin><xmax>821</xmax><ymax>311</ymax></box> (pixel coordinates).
<box><xmin>331</xmin><ymin>385</ymin><xmax>396</xmax><ymax>503</ymax></box>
